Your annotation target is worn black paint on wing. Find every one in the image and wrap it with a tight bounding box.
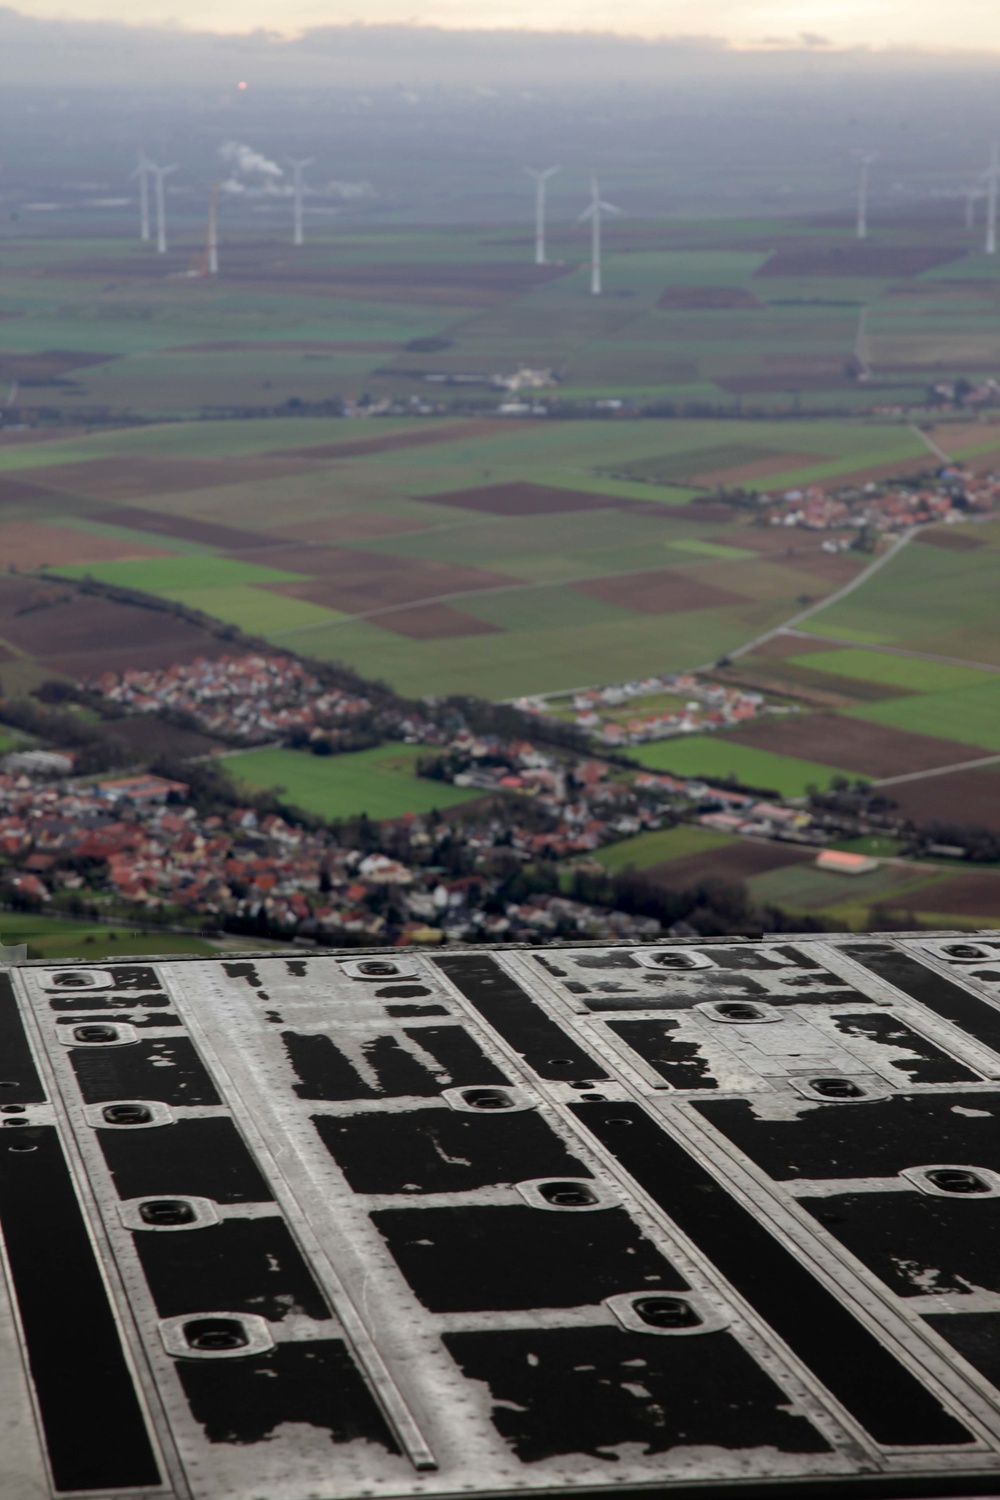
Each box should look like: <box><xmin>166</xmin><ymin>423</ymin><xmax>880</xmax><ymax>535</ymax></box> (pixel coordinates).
<box><xmin>0</xmin><ymin>1126</ymin><xmax>161</xmax><ymax>1490</ymax></box>
<box><xmin>48</xmin><ymin>989</ymin><xmax>166</xmax><ymax>1012</ymax></box>
<box><xmin>134</xmin><ymin>1216</ymin><xmax>329</xmax><ymax>1321</ymax></box>
<box><xmin>832</xmin><ymin>1012</ymin><xmax>978</xmax><ymax>1084</ymax></box>
<box><xmin>0</xmin><ymin>971</ymin><xmax>45</xmax><ymax>1103</ymax></box>
<box><xmin>923</xmin><ymin>1313</ymin><xmax>1000</xmax><ymax>1391</ymax></box>
<box><xmin>607</xmin><ymin>1018</ymin><xmax>718</xmax><ymax>1088</ymax></box>
<box><xmin>56</xmin><ymin>1010</ymin><xmax>182</xmax><ymax>1029</ymax></box>
<box><xmin>802</xmin><ymin>1191</ymin><xmax>1000</xmax><ymax>1298</ymax></box>
<box><xmin>69</xmin><ymin>1035</ymin><xmax>222</xmax><ymax>1106</ymax></box>
<box><xmin>371</xmin><ymin>1203</ymin><xmax>687</xmax><ymax>1311</ymax></box>
<box><xmin>694</xmin><ymin>1092</ymin><xmax>1000</xmax><ymax>1180</ymax></box>
<box><xmin>386</xmin><ymin>1003</ymin><xmax>449</xmax><ymax>1017</ymax></box>
<box><xmin>444</xmin><ymin>1326</ymin><xmax>830</xmax><ymax>1461</ymax></box>
<box><xmin>571</xmin><ymin>1100</ymin><xmax>972</xmax><ymax>1447</ymax></box>
<box><xmin>282</xmin><ymin>1031</ymin><xmax>379</xmax><ymax>1101</ymax></box>
<box><xmin>844</xmin><ymin>944</ymin><xmax>1000</xmax><ymax>1052</ymax></box>
<box><xmin>434</xmin><ymin>953</ymin><xmax>607</xmax><ymax>1080</ymax></box>
<box><xmin>363</xmin><ymin>1033</ymin><xmax>444</xmax><ymax>1096</ymax></box>
<box><xmin>403</xmin><ymin>1025</ymin><xmax>509</xmax><ymax>1086</ymax></box>
<box><xmin>99</xmin><ymin>1117</ymin><xmax>272</xmax><ymax>1202</ymax></box>
<box><xmin>178</xmin><ymin>1339</ymin><xmax>399</xmax><ymax>1450</ymax></box>
<box><xmin>313</xmin><ymin>1107</ymin><xmax>589</xmax><ymax>1194</ymax></box>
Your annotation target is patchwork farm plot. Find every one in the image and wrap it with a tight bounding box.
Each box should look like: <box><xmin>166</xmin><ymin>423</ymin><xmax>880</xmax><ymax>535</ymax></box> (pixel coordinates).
<box><xmin>3</xmin><ymin>214</ymin><xmax>1000</xmax><ymax>825</ymax></box>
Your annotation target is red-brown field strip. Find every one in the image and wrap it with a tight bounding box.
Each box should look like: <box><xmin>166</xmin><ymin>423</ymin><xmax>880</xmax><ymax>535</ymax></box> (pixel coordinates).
<box><xmin>0</xmin><ymin>521</ymin><xmax>168</xmax><ymax>570</ymax></box>
<box><xmin>756</xmin><ymin>246</ymin><xmax>965</xmax><ymax>277</ymax></box>
<box><xmin>272</xmin><ymin>418</ymin><xmax>530</xmax><ymax>462</ymax></box>
<box><xmin>656</xmin><ymin>286</ymin><xmax>764</xmax><ymax>309</ymax></box>
<box><xmin>272</xmin><ymin>514</ymin><xmax>431</xmax><ymax>543</ymax></box>
<box><xmin>885</xmin><ymin>767</ymin><xmax>1000</xmax><ymax>834</ymax></box>
<box><xmin>913</xmin><ymin>528</ymin><xmax>987</xmax><ymax>551</ymax></box>
<box><xmin>720</xmin><ymin>712</ymin><xmax>990</xmax><ymax>778</ymax></box>
<box><xmin>19</xmin><ymin>455</ymin><xmax>319</xmax><ymax>501</ymax></box>
<box><xmin>264</xmin><ymin>549</ymin><xmax>519</xmax><ymax>614</ymax></box>
<box><xmin>171</xmin><ymin>340</ymin><xmax>403</xmax><ymax>354</ymax></box>
<box><xmin>94</xmin><ymin>507</ymin><xmax>281</xmax><ymax>552</ymax></box>
<box><xmin>689</xmin><ymin>453</ymin><xmax>828</xmax><ymax>487</ymax></box>
<box><xmin>368</xmin><ymin>603</ymin><xmax>504</xmax><ymax>639</ymax></box>
<box><xmin>898</xmin><ymin>870</ymin><xmax>1000</xmax><ymax>916</ymax></box>
<box><xmin>575</xmin><ymin>568</ymin><xmax>746</xmax><ymax>614</ymax></box>
<box><xmin>644</xmin><ymin>841</ymin><xmax>814</xmax><ymax>889</ymax></box>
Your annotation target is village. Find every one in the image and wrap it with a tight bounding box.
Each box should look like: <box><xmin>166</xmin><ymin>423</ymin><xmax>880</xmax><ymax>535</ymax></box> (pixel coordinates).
<box><xmin>760</xmin><ymin>460</ymin><xmax>1000</xmax><ymax>534</ymax></box>
<box><xmin>0</xmin><ymin>647</ymin><xmax>849</xmax><ymax>947</ymax></box>
<box><xmin>514</xmin><ymin>672</ymin><xmax>784</xmax><ymax>748</ymax></box>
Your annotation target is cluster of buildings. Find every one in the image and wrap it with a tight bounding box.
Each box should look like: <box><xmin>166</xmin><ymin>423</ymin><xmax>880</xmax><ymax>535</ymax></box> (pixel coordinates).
<box><xmin>84</xmin><ymin>655</ymin><xmax>374</xmax><ymax>745</ymax></box>
<box><xmin>515</xmin><ymin>673</ymin><xmax>775</xmax><ymax>747</ymax></box>
<box><xmin>0</xmin><ymin>733</ymin><xmax>692</xmax><ymax>944</ymax></box>
<box><xmin>761</xmin><ymin>466</ymin><xmax>1000</xmax><ymax>536</ymax></box>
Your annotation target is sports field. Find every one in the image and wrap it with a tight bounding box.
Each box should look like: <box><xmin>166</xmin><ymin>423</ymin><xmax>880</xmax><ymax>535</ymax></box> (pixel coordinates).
<box><xmin>223</xmin><ymin>743</ymin><xmax>483</xmax><ymax>821</ymax></box>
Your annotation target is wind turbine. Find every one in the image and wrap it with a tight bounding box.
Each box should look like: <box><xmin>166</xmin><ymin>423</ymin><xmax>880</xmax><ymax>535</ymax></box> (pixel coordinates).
<box><xmin>985</xmin><ymin>143</ymin><xmax>1000</xmax><ymax>255</ymax></box>
<box><xmin>856</xmin><ymin>154</ymin><xmax>876</xmax><ymax>240</ymax></box>
<box><xmin>963</xmin><ymin>183</ymin><xmax>982</xmax><ymax>231</ymax></box>
<box><xmin>147</xmin><ymin>160</ymin><xmax>177</xmax><ymax>254</ymax></box>
<box><xmin>524</xmin><ymin>166</ymin><xmax>559</xmax><ymax>265</ymax></box>
<box><xmin>132</xmin><ymin>149</ymin><xmax>151</xmax><ymax>242</ymax></box>
<box><xmin>288</xmin><ymin>157</ymin><xmax>313</xmax><ymax>247</ymax></box>
<box><xmin>579</xmin><ymin>176</ymin><xmax>621</xmax><ymax>296</ymax></box>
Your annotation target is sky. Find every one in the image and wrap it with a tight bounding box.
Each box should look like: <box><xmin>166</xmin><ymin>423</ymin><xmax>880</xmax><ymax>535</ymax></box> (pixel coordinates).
<box><xmin>5</xmin><ymin>0</ymin><xmax>1000</xmax><ymax>50</ymax></box>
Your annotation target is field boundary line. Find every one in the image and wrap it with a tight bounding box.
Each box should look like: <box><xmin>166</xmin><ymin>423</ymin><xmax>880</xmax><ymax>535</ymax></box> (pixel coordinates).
<box><xmin>781</xmin><ymin>630</ymin><xmax>1000</xmax><ymax>675</ymax></box>
<box><xmin>910</xmin><ymin>425</ymin><xmax>951</xmax><ymax>464</ymax></box>
<box><xmin>873</xmin><ymin>754</ymin><xmax>1000</xmax><ymax>788</ymax></box>
<box><xmin>721</xmin><ymin>526</ymin><xmax>917</xmax><ymax>666</ymax></box>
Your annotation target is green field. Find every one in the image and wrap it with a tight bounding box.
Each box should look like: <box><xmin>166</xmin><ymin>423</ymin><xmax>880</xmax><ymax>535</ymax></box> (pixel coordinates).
<box><xmin>794</xmin><ymin>647</ymin><xmax>998</xmax><ymax>694</ymax></box>
<box><xmin>849</xmin><ymin>679</ymin><xmax>1000</xmax><ymax>753</ymax></box>
<box><xmin>223</xmin><ymin>743</ymin><xmax>483</xmax><ymax>821</ymax></box>
<box><xmin>0</xmin><ymin>913</ymin><xmax>218</xmax><ymax>961</ymax></box>
<box><xmin>632</xmin><ymin>735</ymin><xmax>853</xmax><ymax>797</ymax></box>
<box><xmin>588</xmin><ymin>824</ymin><xmax>736</xmax><ymax>873</ymax></box>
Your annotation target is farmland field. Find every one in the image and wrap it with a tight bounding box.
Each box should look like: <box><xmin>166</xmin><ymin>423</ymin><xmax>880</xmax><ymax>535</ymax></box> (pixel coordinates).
<box><xmin>631</xmin><ymin>734</ymin><xmax>852</xmax><ymax>796</ymax></box>
<box><xmin>2</xmin><ymin>212</ymin><xmax>1000</xmax><ymax>826</ymax></box>
<box><xmin>222</xmin><ymin>743</ymin><xmax>483</xmax><ymax>821</ymax></box>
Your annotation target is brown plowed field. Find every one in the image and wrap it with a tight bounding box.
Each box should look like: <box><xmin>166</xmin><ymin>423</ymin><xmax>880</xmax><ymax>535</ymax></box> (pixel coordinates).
<box><xmin>690</xmin><ymin>452</ymin><xmax>827</xmax><ymax>487</ymax></box>
<box><xmin>24</xmin><ymin>454</ymin><xmax>319</xmax><ymax>501</ymax></box>
<box><xmin>657</xmin><ymin>286</ymin><xmax>764</xmax><ymax>310</ymax></box>
<box><xmin>273</xmin><ymin>419</ymin><xmax>529</xmax><ymax>462</ymax></box>
<box><xmin>272</xmin><ymin>514</ymin><xmax>430</xmax><ymax>543</ymax></box>
<box><xmin>788</xmin><ymin>552</ymin><xmax>867</xmax><ymax>583</ymax></box>
<box><xmin>904</xmin><ymin>871</ymin><xmax>1000</xmax><ymax>917</ymax></box>
<box><xmin>0</xmin><ymin>476</ymin><xmax>74</xmax><ymax>504</ymax></box>
<box><xmin>914</xmin><ymin>528</ymin><xmax>986</xmax><ymax>551</ymax></box>
<box><xmin>645</xmin><ymin>839</ymin><xmax>813</xmax><ymax>889</ymax></box>
<box><xmin>756</xmin><ymin>247</ymin><xmax>964</xmax><ymax>277</ymax></box>
<box><xmin>576</xmin><ymin>569</ymin><xmax>746</xmax><ymax>615</ymax></box>
<box><xmin>0</xmin><ymin>350</ymin><xmax>118</xmax><ymax>379</ymax></box>
<box><xmin>721</xmin><ymin>713</ymin><xmax>989</xmax><ymax>777</ymax></box>
<box><xmin>421</xmin><ymin>481</ymin><xmax>627</xmax><ymax>515</ymax></box>
<box><xmin>264</xmin><ymin>551</ymin><xmax>518</xmax><ymax>614</ymax></box>
<box><xmin>47</xmin><ymin>637</ymin><xmax>234</xmax><ymax>677</ymax></box>
<box><xmin>373</xmin><ymin>603</ymin><xmax>504</xmax><ymax>639</ymax></box>
<box><xmin>0</xmin><ymin>522</ymin><xmax>167</xmax><ymax>570</ymax></box>
<box><xmin>736</xmin><ymin>529</ymin><xmax>857</xmax><ymax>560</ymax></box>
<box><xmin>95</xmin><ymin>507</ymin><xmax>276</xmax><ymax>552</ymax></box>
<box><xmin>752</xmin><ymin>631</ymin><xmax>841</xmax><ymax>659</ymax></box>
<box><xmin>173</xmin><ymin>340</ymin><xmax>402</xmax><ymax>354</ymax></box>
<box><xmin>886</xmin><ymin>768</ymin><xmax>1000</xmax><ymax>833</ymax></box>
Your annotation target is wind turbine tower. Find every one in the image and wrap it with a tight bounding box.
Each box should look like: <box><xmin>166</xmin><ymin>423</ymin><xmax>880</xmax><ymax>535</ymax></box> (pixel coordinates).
<box><xmin>579</xmin><ymin>176</ymin><xmax>621</xmax><ymax>296</ymax></box>
<box><xmin>856</xmin><ymin>155</ymin><xmax>875</xmax><ymax>240</ymax></box>
<box><xmin>133</xmin><ymin>150</ymin><xmax>151</xmax><ymax>243</ymax></box>
<box><xmin>207</xmin><ymin>184</ymin><xmax>219</xmax><ymax>276</ymax></box>
<box><xmin>524</xmin><ymin>166</ymin><xmax>559</xmax><ymax>265</ymax></box>
<box><xmin>986</xmin><ymin>143</ymin><xmax>1000</xmax><ymax>255</ymax></box>
<box><xmin>289</xmin><ymin>158</ymin><xmax>313</xmax><ymax>247</ymax></box>
<box><xmin>148</xmin><ymin>160</ymin><xmax>177</xmax><ymax>255</ymax></box>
